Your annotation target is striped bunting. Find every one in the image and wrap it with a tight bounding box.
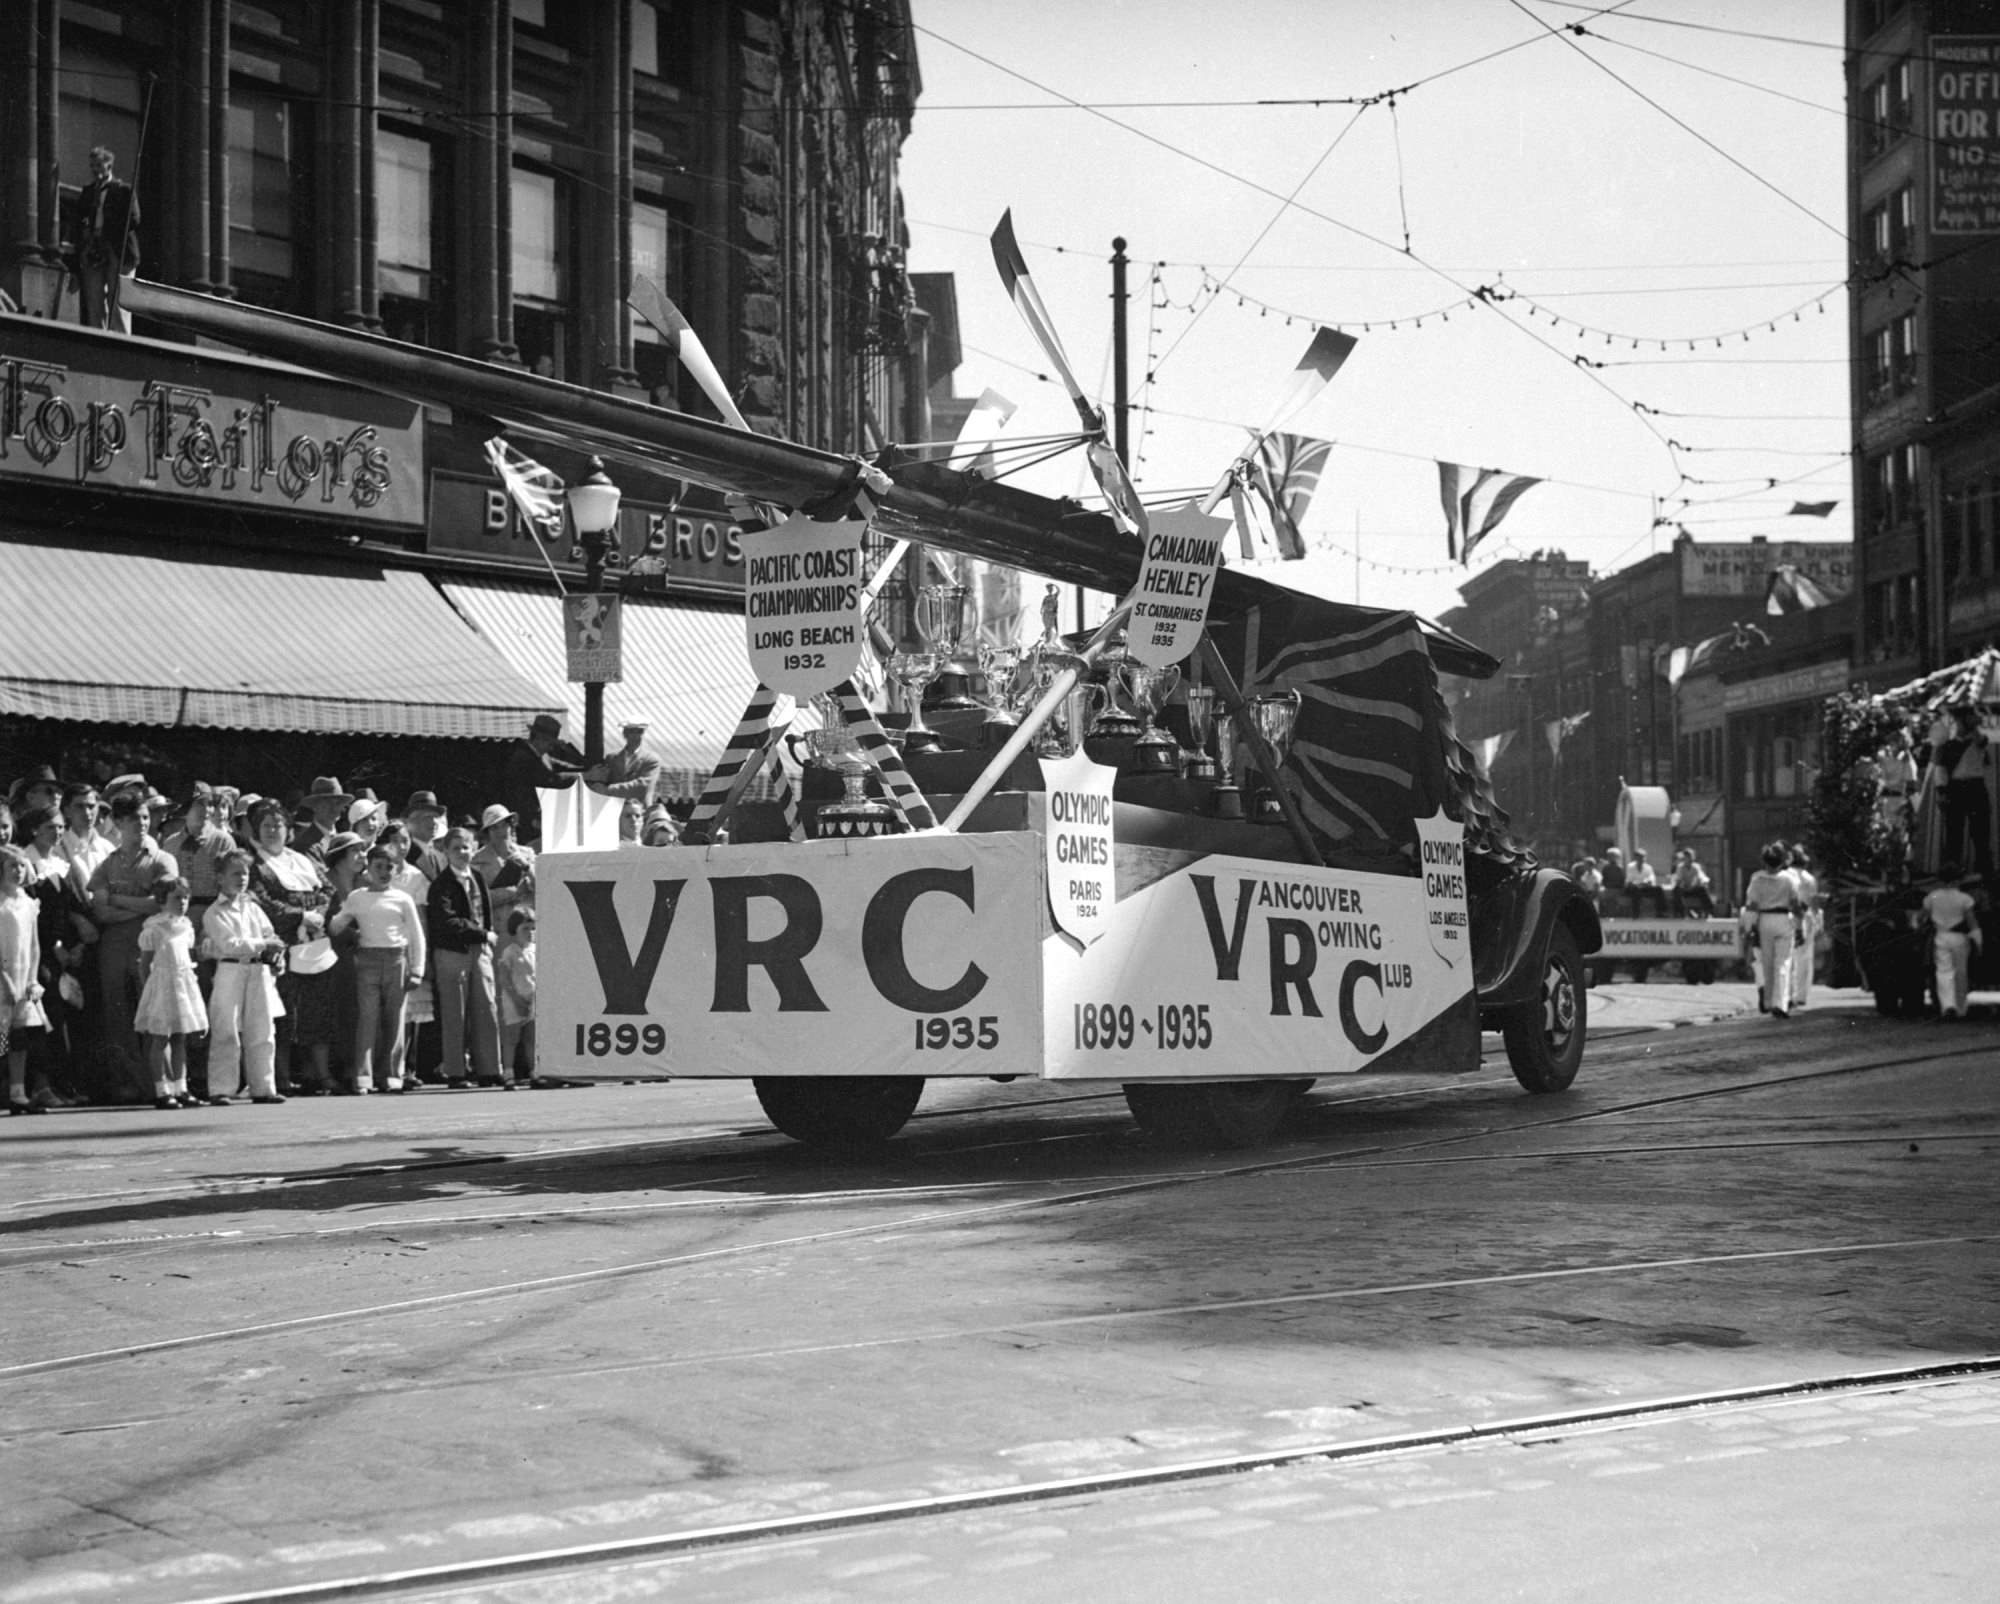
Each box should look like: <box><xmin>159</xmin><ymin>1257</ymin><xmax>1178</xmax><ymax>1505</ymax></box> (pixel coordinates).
<box><xmin>683</xmin><ymin>684</ymin><xmax>786</xmax><ymax>844</ymax></box>
<box><xmin>1245</xmin><ymin>431</ymin><xmax>1333</xmax><ymax>560</ymax></box>
<box><xmin>770</xmin><ymin>744</ymin><xmax>804</xmax><ymax>843</ymax></box>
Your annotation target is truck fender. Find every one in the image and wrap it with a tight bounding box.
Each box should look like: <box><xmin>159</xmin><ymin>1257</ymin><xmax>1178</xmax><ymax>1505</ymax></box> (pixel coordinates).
<box><xmin>1475</xmin><ymin>869</ymin><xmax>1603</xmax><ymax>1017</ymax></box>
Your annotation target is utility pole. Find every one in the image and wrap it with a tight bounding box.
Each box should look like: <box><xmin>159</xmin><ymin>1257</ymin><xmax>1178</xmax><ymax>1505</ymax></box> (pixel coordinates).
<box><xmin>1110</xmin><ymin>236</ymin><xmax>1130</xmax><ymax>468</ymax></box>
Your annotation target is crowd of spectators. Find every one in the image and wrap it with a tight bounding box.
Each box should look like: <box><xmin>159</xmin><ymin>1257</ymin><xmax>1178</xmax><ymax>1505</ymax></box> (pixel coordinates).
<box><xmin>1</xmin><ymin>719</ymin><xmax>683</xmax><ymax>1114</ymax></box>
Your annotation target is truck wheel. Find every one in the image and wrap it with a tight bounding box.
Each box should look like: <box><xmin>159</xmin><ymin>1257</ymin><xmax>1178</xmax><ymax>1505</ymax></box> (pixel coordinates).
<box><xmin>1503</xmin><ymin>924</ymin><xmax>1586</xmax><ymax>1093</ymax></box>
<box><xmin>1123</xmin><ymin>1081</ymin><xmax>1296</xmax><ymax>1148</ymax></box>
<box><xmin>753</xmin><ymin>1077</ymin><xmax>924</xmax><ymax>1147</ymax></box>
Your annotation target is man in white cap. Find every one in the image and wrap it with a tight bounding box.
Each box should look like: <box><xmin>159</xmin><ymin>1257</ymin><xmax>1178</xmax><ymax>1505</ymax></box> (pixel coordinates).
<box><xmin>587</xmin><ymin>720</ymin><xmax>661</xmax><ymax>806</ymax></box>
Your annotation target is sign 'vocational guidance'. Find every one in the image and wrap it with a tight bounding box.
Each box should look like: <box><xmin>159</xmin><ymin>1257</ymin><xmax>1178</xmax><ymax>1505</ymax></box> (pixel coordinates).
<box><xmin>1040</xmin><ymin>750</ymin><xmax>1118</xmax><ymax>946</ymax></box>
<box><xmin>1128</xmin><ymin>501</ymin><xmax>1228</xmax><ymax>667</ymax></box>
<box><xmin>742</xmin><ymin>513</ymin><xmax>866</xmax><ymax>698</ymax></box>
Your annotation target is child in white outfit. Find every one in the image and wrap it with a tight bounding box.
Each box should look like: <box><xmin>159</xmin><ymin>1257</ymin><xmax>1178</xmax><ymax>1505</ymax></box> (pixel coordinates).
<box><xmin>136</xmin><ymin>877</ymin><xmax>210</xmax><ymax>1108</ymax></box>
<box><xmin>0</xmin><ymin>846</ymin><xmax>50</xmax><ymax>1115</ymax></box>
<box><xmin>202</xmin><ymin>849</ymin><xmax>288</xmax><ymax>1103</ymax></box>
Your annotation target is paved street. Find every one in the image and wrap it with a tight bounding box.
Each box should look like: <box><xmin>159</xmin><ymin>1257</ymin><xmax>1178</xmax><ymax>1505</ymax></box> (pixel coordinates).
<box><xmin>3</xmin><ymin>981</ymin><xmax>1996</xmax><ymax>1602</ymax></box>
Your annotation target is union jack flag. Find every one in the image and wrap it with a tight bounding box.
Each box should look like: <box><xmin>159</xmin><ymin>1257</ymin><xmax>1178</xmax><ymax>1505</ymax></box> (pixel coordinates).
<box><xmin>1244</xmin><ymin>432</ymin><xmax>1333</xmax><ymax>560</ymax></box>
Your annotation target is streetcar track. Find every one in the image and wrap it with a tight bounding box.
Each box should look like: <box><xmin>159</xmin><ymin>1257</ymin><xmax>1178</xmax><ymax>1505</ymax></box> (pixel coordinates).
<box><xmin>5</xmin><ymin>1040</ymin><xmax>1988</xmax><ymax>1383</ymax></box>
<box><xmin>110</xmin><ymin>1357</ymin><xmax>2000</xmax><ymax>1604</ymax></box>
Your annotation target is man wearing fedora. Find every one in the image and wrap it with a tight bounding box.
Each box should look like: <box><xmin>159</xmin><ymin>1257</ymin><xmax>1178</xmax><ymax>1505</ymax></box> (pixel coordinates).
<box><xmin>502</xmin><ymin>713</ymin><xmax>585</xmax><ymax>845</ymax></box>
<box><xmin>8</xmin><ymin>766</ymin><xmax>62</xmax><ymax>819</ymax></box>
<box><xmin>402</xmin><ymin>790</ymin><xmax>451</xmax><ymax>882</ymax></box>
<box><xmin>291</xmin><ymin>777</ymin><xmax>353</xmax><ymax>861</ymax></box>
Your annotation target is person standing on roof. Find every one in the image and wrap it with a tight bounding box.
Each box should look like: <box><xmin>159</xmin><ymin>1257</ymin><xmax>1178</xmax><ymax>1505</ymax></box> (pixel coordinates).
<box><xmin>1928</xmin><ymin>705</ymin><xmax>1993</xmax><ymax>879</ymax></box>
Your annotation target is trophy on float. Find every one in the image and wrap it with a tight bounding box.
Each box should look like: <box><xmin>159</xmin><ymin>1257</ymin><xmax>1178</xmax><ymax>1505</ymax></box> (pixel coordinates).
<box><xmin>1251</xmin><ymin>688</ymin><xmax>1303</xmax><ymax>822</ymax></box>
<box><xmin>1117</xmin><ymin>659</ymin><xmax>1183</xmax><ymax>774</ymax></box>
<box><xmin>795</xmin><ymin>695</ymin><xmax>902</xmax><ymax>838</ymax></box>
<box><xmin>1183</xmin><ymin>683</ymin><xmax>1218</xmax><ymax>780</ymax></box>
<box><xmin>917</xmin><ymin>581</ymin><xmax>978</xmax><ymax>711</ymax></box>
<box><xmin>885</xmin><ymin>639</ymin><xmax>941</xmax><ymax>753</ymax></box>
<box><xmin>1085</xmin><ymin>632</ymin><xmax>1143</xmax><ymax>744</ymax></box>
<box><xmin>1210</xmin><ymin>708</ymin><xmax>1244</xmax><ymax>818</ymax></box>
<box><xmin>977</xmin><ymin>642</ymin><xmax>1030</xmax><ymax>747</ymax></box>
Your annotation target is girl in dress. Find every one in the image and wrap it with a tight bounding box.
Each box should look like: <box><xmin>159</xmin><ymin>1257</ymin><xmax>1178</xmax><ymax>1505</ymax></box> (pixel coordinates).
<box><xmin>496</xmin><ymin>906</ymin><xmax>537</xmax><ymax>1087</ymax></box>
<box><xmin>135</xmin><ymin>876</ymin><xmax>210</xmax><ymax>1108</ymax></box>
<box><xmin>0</xmin><ymin>845</ymin><xmax>50</xmax><ymax>1115</ymax></box>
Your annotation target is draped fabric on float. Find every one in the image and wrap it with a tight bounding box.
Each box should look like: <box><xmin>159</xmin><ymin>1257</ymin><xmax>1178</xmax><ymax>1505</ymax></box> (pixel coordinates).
<box><xmin>1245</xmin><ymin>432</ymin><xmax>1334</xmax><ymax>560</ymax></box>
<box><xmin>1207</xmin><ymin>600</ymin><xmax>1460</xmax><ymax>853</ymax></box>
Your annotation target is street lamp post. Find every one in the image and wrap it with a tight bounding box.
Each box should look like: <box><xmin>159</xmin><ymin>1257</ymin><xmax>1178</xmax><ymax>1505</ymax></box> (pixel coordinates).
<box><xmin>566</xmin><ymin>457</ymin><xmax>623</xmax><ymax>765</ymax></box>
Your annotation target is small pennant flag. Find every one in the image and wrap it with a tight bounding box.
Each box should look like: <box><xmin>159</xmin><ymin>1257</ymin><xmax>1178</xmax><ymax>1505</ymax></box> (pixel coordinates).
<box><xmin>629</xmin><ymin>273</ymin><xmax>752</xmax><ymax>432</ymax></box>
<box><xmin>1765</xmin><ymin>564</ymin><xmax>1835</xmax><ymax>615</ymax></box>
<box><xmin>990</xmin><ymin>211</ymin><xmax>1095</xmax><ymax>431</ymax></box>
<box><xmin>952</xmin><ymin>388</ymin><xmax>1018</xmax><ymax>479</ymax></box>
<box><xmin>1265</xmin><ymin>327</ymin><xmax>1358</xmax><ymax>429</ymax></box>
<box><xmin>1788</xmin><ymin>500</ymin><xmax>1837</xmax><ymax>517</ymax></box>
<box><xmin>1666</xmin><ymin>645</ymin><xmax>1692</xmax><ymax>688</ymax></box>
<box><xmin>1471</xmin><ymin>730</ymin><xmax>1513</xmax><ymax>774</ymax></box>
<box><xmin>1244</xmin><ymin>431</ymin><xmax>1334</xmax><ymax>560</ymax></box>
<box><xmin>1438</xmin><ymin>462</ymin><xmax>1541</xmax><ymax>564</ymax></box>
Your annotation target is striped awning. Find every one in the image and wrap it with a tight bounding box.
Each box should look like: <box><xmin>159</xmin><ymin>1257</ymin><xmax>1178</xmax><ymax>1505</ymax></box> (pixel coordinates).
<box><xmin>0</xmin><ymin>533</ymin><xmax>562</xmax><ymax>739</ymax></box>
<box><xmin>439</xmin><ymin>579</ymin><xmax>764</xmax><ymax>797</ymax></box>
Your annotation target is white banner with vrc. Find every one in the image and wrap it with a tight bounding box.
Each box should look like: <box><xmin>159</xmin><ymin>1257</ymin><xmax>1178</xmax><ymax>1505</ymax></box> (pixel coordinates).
<box><xmin>1042</xmin><ymin>854</ymin><xmax>1471</xmax><ymax>1081</ymax></box>
<box><xmin>536</xmin><ymin>834</ymin><xmax>1046</xmax><ymax>1079</ymax></box>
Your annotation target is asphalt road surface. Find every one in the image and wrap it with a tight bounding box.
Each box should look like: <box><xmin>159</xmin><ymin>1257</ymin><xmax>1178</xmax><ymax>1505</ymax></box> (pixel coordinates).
<box><xmin>4</xmin><ymin>983</ymin><xmax>1996</xmax><ymax>1603</ymax></box>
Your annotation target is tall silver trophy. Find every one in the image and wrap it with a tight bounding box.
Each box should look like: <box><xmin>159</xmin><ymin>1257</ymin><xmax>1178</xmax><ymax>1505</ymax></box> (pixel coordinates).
<box><xmin>1117</xmin><ymin>659</ymin><xmax>1183</xmax><ymax>774</ymax></box>
<box><xmin>1210</xmin><ymin>708</ymin><xmax>1244</xmax><ymax>819</ymax></box>
<box><xmin>1183</xmin><ymin>683</ymin><xmax>1218</xmax><ymax>780</ymax></box>
<box><xmin>1251</xmin><ymin>688</ymin><xmax>1303</xmax><ymax>822</ymax></box>
<box><xmin>917</xmin><ymin>581</ymin><xmax>977</xmax><ymax>711</ymax></box>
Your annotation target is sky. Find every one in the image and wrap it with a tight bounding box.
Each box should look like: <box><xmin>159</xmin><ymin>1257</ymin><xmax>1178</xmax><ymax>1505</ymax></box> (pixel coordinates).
<box><xmin>895</xmin><ymin>0</ymin><xmax>1855</xmax><ymax>624</ymax></box>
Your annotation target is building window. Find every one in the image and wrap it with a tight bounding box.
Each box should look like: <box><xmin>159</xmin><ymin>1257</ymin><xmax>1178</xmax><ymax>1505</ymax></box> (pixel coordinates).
<box><xmin>1864</xmin><ymin>200</ymin><xmax>1891</xmax><ymax>264</ymax></box>
<box><xmin>511</xmin><ymin>165</ymin><xmax>569</xmax><ymax>377</ymax></box>
<box><xmin>228</xmin><ymin>88</ymin><xmax>310</xmax><ymax>311</ymax></box>
<box><xmin>376</xmin><ymin>128</ymin><xmax>439</xmax><ymax>344</ymax></box>
<box><xmin>633</xmin><ymin>2</ymin><xmax>695</xmax><ymax>90</ymax></box>
<box><xmin>1865</xmin><ymin>75</ymin><xmax>1891</xmax><ymax>155</ymax></box>
<box><xmin>1891</xmin><ymin>59</ymin><xmax>1914</xmax><ymax>132</ymax></box>
<box><xmin>629</xmin><ymin>198</ymin><xmax>693</xmax><ymax>405</ymax></box>
<box><xmin>1865</xmin><ymin>573</ymin><xmax>1919</xmax><ymax>661</ymax></box>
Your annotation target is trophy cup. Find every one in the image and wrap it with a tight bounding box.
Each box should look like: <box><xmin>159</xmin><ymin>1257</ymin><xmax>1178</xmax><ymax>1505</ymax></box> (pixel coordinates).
<box><xmin>885</xmin><ymin>642</ymin><xmax>941</xmax><ymax>752</ymax></box>
<box><xmin>1052</xmin><ymin>682</ymin><xmax>1109</xmax><ymax>758</ymax></box>
<box><xmin>1210</xmin><ymin>708</ymin><xmax>1244</xmax><ymax>819</ymax></box>
<box><xmin>798</xmin><ymin>699</ymin><xmax>902</xmax><ymax>838</ymax></box>
<box><xmin>1183</xmin><ymin>683</ymin><xmax>1218</xmax><ymax>780</ymax></box>
<box><xmin>1251</xmin><ymin>689</ymin><xmax>1303</xmax><ymax>823</ymax></box>
<box><xmin>1117</xmin><ymin>660</ymin><xmax>1183</xmax><ymax>775</ymax></box>
<box><xmin>976</xmin><ymin>642</ymin><xmax>1029</xmax><ymax>748</ymax></box>
<box><xmin>916</xmin><ymin>581</ymin><xmax>978</xmax><ymax>712</ymax></box>
<box><xmin>1085</xmin><ymin>633</ymin><xmax>1142</xmax><ymax>744</ymax></box>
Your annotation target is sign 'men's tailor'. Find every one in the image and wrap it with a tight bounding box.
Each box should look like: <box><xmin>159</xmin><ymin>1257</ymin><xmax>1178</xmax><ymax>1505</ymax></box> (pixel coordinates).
<box><xmin>0</xmin><ymin>322</ymin><xmax>423</xmax><ymax>524</ymax></box>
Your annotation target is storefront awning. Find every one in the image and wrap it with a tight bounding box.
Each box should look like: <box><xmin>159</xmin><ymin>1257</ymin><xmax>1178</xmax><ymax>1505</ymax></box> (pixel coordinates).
<box><xmin>0</xmin><ymin>534</ymin><xmax>561</xmax><ymax>739</ymax></box>
<box><xmin>440</xmin><ymin>579</ymin><xmax>762</xmax><ymax>796</ymax></box>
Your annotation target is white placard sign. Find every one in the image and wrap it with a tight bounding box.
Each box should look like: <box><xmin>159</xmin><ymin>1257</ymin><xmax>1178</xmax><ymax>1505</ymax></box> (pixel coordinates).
<box><xmin>1041</xmin><ymin>854</ymin><xmax>1474</xmax><ymax>1080</ymax></box>
<box><xmin>1129</xmin><ymin>501</ymin><xmax>1229</xmax><ymax>668</ymax></box>
<box><xmin>743</xmin><ymin>513</ymin><xmax>866</xmax><ymax>697</ymax></box>
<box><xmin>536</xmin><ymin>833</ymin><xmax>1045</xmax><ymax>1079</ymax></box>
<box><xmin>1040</xmin><ymin>750</ymin><xmax>1118</xmax><ymax>947</ymax></box>
<box><xmin>1414</xmin><ymin>809</ymin><xmax>1468</xmax><ymax>969</ymax></box>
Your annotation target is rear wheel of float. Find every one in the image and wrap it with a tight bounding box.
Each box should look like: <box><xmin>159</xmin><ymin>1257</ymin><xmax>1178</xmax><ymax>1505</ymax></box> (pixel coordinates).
<box><xmin>1503</xmin><ymin>923</ymin><xmax>1586</xmax><ymax>1093</ymax></box>
<box><xmin>1123</xmin><ymin>1080</ymin><xmax>1298</xmax><ymax>1148</ymax></box>
<box><xmin>753</xmin><ymin>1076</ymin><xmax>925</xmax><ymax>1147</ymax></box>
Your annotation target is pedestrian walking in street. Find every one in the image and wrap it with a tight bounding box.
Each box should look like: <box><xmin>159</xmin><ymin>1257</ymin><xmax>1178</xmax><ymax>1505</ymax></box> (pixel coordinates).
<box><xmin>429</xmin><ymin>827</ymin><xmax>502</xmax><ymax>1088</ymax></box>
<box><xmin>0</xmin><ymin>845</ymin><xmax>50</xmax><ymax>1116</ymax></box>
<box><xmin>1922</xmin><ymin>863</ymin><xmax>1984</xmax><ymax>1020</ymax></box>
<box><xmin>332</xmin><ymin>843</ymin><xmax>428</xmax><ymax>1094</ymax></box>
<box><xmin>497</xmin><ymin>906</ymin><xmax>537</xmax><ymax>1087</ymax></box>
<box><xmin>203</xmin><ymin>850</ymin><xmax>287</xmax><ymax>1103</ymax></box>
<box><xmin>134</xmin><ymin>877</ymin><xmax>210</xmax><ymax>1109</ymax></box>
<box><xmin>1786</xmin><ymin>845</ymin><xmax>1822</xmax><ymax>1011</ymax></box>
<box><xmin>1739</xmin><ymin>842</ymin><xmax>1803</xmax><ymax>1018</ymax></box>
